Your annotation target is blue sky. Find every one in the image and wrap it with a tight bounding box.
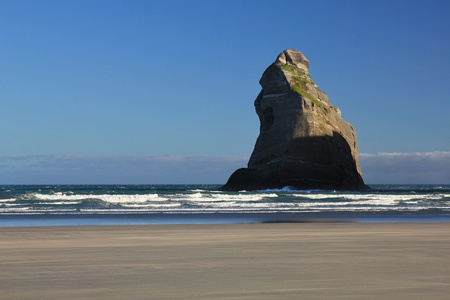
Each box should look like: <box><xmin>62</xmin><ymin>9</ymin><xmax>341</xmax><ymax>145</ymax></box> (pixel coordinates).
<box><xmin>1</xmin><ymin>0</ymin><xmax>449</xmax><ymax>184</ymax></box>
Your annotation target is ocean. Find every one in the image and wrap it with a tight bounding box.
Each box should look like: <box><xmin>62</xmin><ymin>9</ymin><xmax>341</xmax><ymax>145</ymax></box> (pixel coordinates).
<box><xmin>1</xmin><ymin>184</ymin><xmax>450</xmax><ymax>227</ymax></box>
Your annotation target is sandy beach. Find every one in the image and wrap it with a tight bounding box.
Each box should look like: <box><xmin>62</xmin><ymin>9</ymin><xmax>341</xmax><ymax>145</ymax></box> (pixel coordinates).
<box><xmin>0</xmin><ymin>223</ymin><xmax>449</xmax><ymax>299</ymax></box>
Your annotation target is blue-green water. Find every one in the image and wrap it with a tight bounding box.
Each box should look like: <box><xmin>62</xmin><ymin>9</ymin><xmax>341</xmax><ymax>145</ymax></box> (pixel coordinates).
<box><xmin>1</xmin><ymin>184</ymin><xmax>450</xmax><ymax>226</ymax></box>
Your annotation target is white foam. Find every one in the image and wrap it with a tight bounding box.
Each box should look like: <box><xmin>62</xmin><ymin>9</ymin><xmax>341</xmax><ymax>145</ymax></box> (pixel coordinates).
<box><xmin>177</xmin><ymin>192</ymin><xmax>278</xmax><ymax>203</ymax></box>
<box><xmin>0</xmin><ymin>206</ymin><xmax>30</xmax><ymax>212</ymax></box>
<box><xmin>35</xmin><ymin>201</ymin><xmax>81</xmax><ymax>205</ymax></box>
<box><xmin>2</xmin><ymin>203</ymin><xmax>27</xmax><ymax>207</ymax></box>
<box><xmin>290</xmin><ymin>193</ymin><xmax>449</xmax><ymax>203</ymax></box>
<box><xmin>28</xmin><ymin>193</ymin><xmax>162</xmax><ymax>203</ymax></box>
<box><xmin>121</xmin><ymin>203</ymin><xmax>181</xmax><ymax>208</ymax></box>
<box><xmin>3</xmin><ymin>188</ymin><xmax>448</xmax><ymax>215</ymax></box>
<box><xmin>0</xmin><ymin>199</ymin><xmax>15</xmax><ymax>203</ymax></box>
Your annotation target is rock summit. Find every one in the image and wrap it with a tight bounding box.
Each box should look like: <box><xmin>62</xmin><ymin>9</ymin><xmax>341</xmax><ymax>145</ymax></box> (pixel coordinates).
<box><xmin>221</xmin><ymin>49</ymin><xmax>369</xmax><ymax>191</ymax></box>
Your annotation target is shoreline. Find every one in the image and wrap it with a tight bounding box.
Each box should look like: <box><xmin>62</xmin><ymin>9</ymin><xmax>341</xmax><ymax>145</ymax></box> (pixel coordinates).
<box><xmin>1</xmin><ymin>222</ymin><xmax>450</xmax><ymax>299</ymax></box>
<box><xmin>2</xmin><ymin>211</ymin><xmax>450</xmax><ymax>227</ymax></box>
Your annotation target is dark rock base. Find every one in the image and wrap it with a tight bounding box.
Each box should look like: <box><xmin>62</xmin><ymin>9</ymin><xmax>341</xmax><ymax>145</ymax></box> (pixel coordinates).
<box><xmin>220</xmin><ymin>165</ymin><xmax>370</xmax><ymax>191</ymax></box>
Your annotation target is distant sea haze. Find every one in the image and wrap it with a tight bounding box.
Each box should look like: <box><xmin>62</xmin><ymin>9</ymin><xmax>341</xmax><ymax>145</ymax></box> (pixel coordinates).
<box><xmin>1</xmin><ymin>184</ymin><xmax>449</xmax><ymax>226</ymax></box>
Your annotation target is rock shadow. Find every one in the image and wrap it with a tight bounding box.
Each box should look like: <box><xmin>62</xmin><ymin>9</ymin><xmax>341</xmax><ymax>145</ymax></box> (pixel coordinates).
<box><xmin>221</xmin><ymin>132</ymin><xmax>368</xmax><ymax>191</ymax></box>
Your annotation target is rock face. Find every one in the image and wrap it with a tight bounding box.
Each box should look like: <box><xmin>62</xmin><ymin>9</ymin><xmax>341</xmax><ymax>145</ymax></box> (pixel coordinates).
<box><xmin>221</xmin><ymin>49</ymin><xmax>369</xmax><ymax>191</ymax></box>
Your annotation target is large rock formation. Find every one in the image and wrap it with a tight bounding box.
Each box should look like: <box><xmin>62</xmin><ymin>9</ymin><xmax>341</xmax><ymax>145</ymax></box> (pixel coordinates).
<box><xmin>221</xmin><ymin>49</ymin><xmax>369</xmax><ymax>191</ymax></box>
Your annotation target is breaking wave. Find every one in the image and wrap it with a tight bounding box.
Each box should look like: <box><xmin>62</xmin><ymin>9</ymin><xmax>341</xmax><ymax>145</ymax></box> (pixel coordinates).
<box><xmin>0</xmin><ymin>184</ymin><xmax>449</xmax><ymax>215</ymax></box>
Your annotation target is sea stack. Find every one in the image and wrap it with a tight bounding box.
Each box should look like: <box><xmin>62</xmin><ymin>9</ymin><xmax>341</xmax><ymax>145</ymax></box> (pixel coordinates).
<box><xmin>221</xmin><ymin>49</ymin><xmax>369</xmax><ymax>191</ymax></box>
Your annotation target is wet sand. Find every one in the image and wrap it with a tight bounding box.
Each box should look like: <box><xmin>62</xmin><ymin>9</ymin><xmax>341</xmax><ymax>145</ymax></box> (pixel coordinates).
<box><xmin>0</xmin><ymin>223</ymin><xmax>449</xmax><ymax>299</ymax></box>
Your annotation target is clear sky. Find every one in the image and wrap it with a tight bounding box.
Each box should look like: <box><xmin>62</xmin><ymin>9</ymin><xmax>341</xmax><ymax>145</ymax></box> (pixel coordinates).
<box><xmin>1</xmin><ymin>0</ymin><xmax>449</xmax><ymax>184</ymax></box>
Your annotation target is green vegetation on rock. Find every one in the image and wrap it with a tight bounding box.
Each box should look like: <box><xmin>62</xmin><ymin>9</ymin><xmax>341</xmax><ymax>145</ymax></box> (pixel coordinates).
<box><xmin>291</xmin><ymin>82</ymin><xmax>314</xmax><ymax>102</ymax></box>
<box><xmin>278</xmin><ymin>64</ymin><xmax>326</xmax><ymax>110</ymax></box>
<box><xmin>279</xmin><ymin>64</ymin><xmax>296</xmax><ymax>73</ymax></box>
<box><xmin>290</xmin><ymin>78</ymin><xmax>323</xmax><ymax>108</ymax></box>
